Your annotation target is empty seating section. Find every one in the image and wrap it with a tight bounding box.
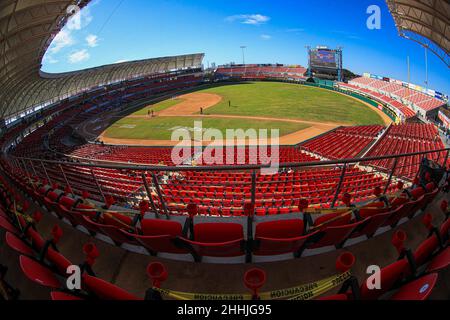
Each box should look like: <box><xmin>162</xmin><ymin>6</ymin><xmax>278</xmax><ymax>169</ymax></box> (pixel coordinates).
<box><xmin>349</xmin><ymin>77</ymin><xmax>444</xmax><ymax>113</ymax></box>
<box><xmin>366</xmin><ymin>124</ymin><xmax>447</xmax><ymax>179</ymax></box>
<box><xmin>301</xmin><ymin>125</ymin><xmax>384</xmax><ymax>159</ymax></box>
<box><xmin>390</xmin><ymin>101</ymin><xmax>416</xmax><ymax>119</ymax></box>
<box><xmin>71</xmin><ymin>146</ymin><xmax>187</xmax><ymax>165</ymax></box>
<box><xmin>8</xmin><ymin>75</ymin><xmax>202</xmax><ymax>160</ymax></box>
<box><xmin>70</xmin><ymin>145</ymin><xmax>318</xmax><ymax>165</ymax></box>
<box><xmin>339</xmin><ymin>83</ymin><xmax>416</xmax><ymax>119</ymax></box>
<box><xmin>0</xmin><ymin>167</ymin><xmax>446</xmax><ymax>300</ymax></box>
<box><xmin>162</xmin><ymin>167</ymin><xmax>397</xmax><ymax>215</ymax></box>
<box><xmin>3</xmin><ymin>156</ymin><xmax>397</xmax><ymax>215</ymax></box>
<box><xmin>216</xmin><ymin>65</ymin><xmax>307</xmax><ymax>80</ymax></box>
<box><xmin>388</xmin><ymin>123</ymin><xmax>440</xmax><ymax>140</ymax></box>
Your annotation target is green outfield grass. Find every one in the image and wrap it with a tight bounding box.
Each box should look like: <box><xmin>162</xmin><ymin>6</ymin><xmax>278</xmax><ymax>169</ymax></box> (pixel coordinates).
<box><xmin>131</xmin><ymin>98</ymin><xmax>182</xmax><ymax>115</ymax></box>
<box><xmin>199</xmin><ymin>82</ymin><xmax>384</xmax><ymax>125</ymax></box>
<box><xmin>104</xmin><ymin>116</ymin><xmax>310</xmax><ymax>140</ymax></box>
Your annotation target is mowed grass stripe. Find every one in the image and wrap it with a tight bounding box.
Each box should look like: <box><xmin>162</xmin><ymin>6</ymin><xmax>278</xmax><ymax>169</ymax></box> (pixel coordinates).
<box><xmin>199</xmin><ymin>82</ymin><xmax>384</xmax><ymax>125</ymax></box>
<box><xmin>105</xmin><ymin>117</ymin><xmax>311</xmax><ymax>140</ymax></box>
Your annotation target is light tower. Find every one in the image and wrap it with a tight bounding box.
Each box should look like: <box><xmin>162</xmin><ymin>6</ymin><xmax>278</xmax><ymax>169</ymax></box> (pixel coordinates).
<box><xmin>336</xmin><ymin>46</ymin><xmax>343</xmax><ymax>82</ymax></box>
<box><xmin>305</xmin><ymin>46</ymin><xmax>312</xmax><ymax>77</ymax></box>
<box><xmin>240</xmin><ymin>46</ymin><xmax>247</xmax><ymax>65</ymax></box>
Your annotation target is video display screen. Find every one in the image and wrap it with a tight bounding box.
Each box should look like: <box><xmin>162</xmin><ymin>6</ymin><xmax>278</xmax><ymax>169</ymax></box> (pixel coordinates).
<box><xmin>310</xmin><ymin>49</ymin><xmax>337</xmax><ymax>69</ymax></box>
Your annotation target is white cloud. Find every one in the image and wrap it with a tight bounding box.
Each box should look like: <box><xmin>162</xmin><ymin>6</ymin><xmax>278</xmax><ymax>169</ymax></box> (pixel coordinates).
<box><xmin>43</xmin><ymin>54</ymin><xmax>59</xmax><ymax>64</ymax></box>
<box><xmin>225</xmin><ymin>14</ymin><xmax>270</xmax><ymax>25</ymax></box>
<box><xmin>67</xmin><ymin>5</ymin><xmax>94</xmax><ymax>31</ymax></box>
<box><xmin>43</xmin><ymin>1</ymin><xmax>100</xmax><ymax>67</ymax></box>
<box><xmin>48</xmin><ymin>30</ymin><xmax>75</xmax><ymax>54</ymax></box>
<box><xmin>86</xmin><ymin>34</ymin><xmax>99</xmax><ymax>47</ymax></box>
<box><xmin>114</xmin><ymin>59</ymin><xmax>129</xmax><ymax>64</ymax></box>
<box><xmin>69</xmin><ymin>49</ymin><xmax>90</xmax><ymax>63</ymax></box>
<box><xmin>47</xmin><ymin>56</ymin><xmax>59</xmax><ymax>64</ymax></box>
<box><xmin>261</xmin><ymin>34</ymin><xmax>272</xmax><ymax>40</ymax></box>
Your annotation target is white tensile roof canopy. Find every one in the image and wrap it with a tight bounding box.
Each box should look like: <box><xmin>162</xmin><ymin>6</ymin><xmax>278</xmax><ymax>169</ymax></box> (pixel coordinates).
<box><xmin>0</xmin><ymin>0</ymin><xmax>204</xmax><ymax>123</ymax></box>
<box><xmin>386</xmin><ymin>0</ymin><xmax>449</xmax><ymax>67</ymax></box>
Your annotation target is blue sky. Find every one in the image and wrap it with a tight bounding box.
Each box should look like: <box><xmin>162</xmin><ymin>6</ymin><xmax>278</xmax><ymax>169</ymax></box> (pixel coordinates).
<box><xmin>42</xmin><ymin>0</ymin><xmax>449</xmax><ymax>95</ymax></box>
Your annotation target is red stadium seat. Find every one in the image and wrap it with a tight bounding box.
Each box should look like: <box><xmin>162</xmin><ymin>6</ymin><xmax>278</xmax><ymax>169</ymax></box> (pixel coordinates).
<box><xmin>390</xmin><ymin>273</ymin><xmax>438</xmax><ymax>300</ymax></box>
<box><xmin>440</xmin><ymin>219</ymin><xmax>450</xmax><ymax>244</ymax></box>
<box><xmin>419</xmin><ymin>187</ymin><xmax>440</xmax><ymax>211</ymax></box>
<box><xmin>349</xmin><ymin>211</ymin><xmax>392</xmax><ymax>238</ymax></box>
<box><xmin>313</xmin><ymin>212</ymin><xmax>352</xmax><ymax>229</ymax></box>
<box><xmin>120</xmin><ymin>219</ymin><xmax>187</xmax><ymax>254</ymax></box>
<box><xmin>413</xmin><ymin>234</ymin><xmax>440</xmax><ymax>267</ymax></box>
<box><xmin>360</xmin><ymin>259</ymin><xmax>409</xmax><ymax>300</ymax></box>
<box><xmin>122</xmin><ymin>230</ymin><xmax>189</xmax><ymax>254</ymax></box>
<box><xmin>19</xmin><ymin>255</ymin><xmax>61</xmax><ymax>289</ymax></box>
<box><xmin>0</xmin><ymin>216</ymin><xmax>20</xmax><ymax>234</ymax></box>
<box><xmin>255</xmin><ymin>219</ymin><xmax>304</xmax><ymax>238</ymax></box>
<box><xmin>253</xmin><ymin>219</ymin><xmax>322</xmax><ymax>256</ymax></box>
<box><xmin>25</xmin><ymin>227</ymin><xmax>46</xmax><ymax>251</ymax></box>
<box><xmin>141</xmin><ymin>219</ymin><xmax>183</xmax><ymax>236</ymax></box>
<box><xmin>426</xmin><ymin>247</ymin><xmax>450</xmax><ymax>273</ymax></box>
<box><xmin>43</xmin><ymin>191</ymin><xmax>61</xmax><ymax>216</ymax></box>
<box><xmin>82</xmin><ymin>216</ymin><xmax>138</xmax><ymax>246</ymax></box>
<box><xmin>45</xmin><ymin>247</ymin><xmax>73</xmax><ymax>275</ymax></box>
<box><xmin>82</xmin><ymin>274</ymin><xmax>141</xmax><ymax>300</ymax></box>
<box><xmin>58</xmin><ymin>196</ymin><xmax>77</xmax><ymax>209</ymax></box>
<box><xmin>179</xmin><ymin>223</ymin><xmax>245</xmax><ymax>260</ymax></box>
<box><xmin>70</xmin><ymin>204</ymin><xmax>102</xmax><ymax>234</ymax></box>
<box><xmin>5</xmin><ymin>232</ymin><xmax>34</xmax><ymax>256</ymax></box>
<box><xmin>308</xmin><ymin>220</ymin><xmax>365</xmax><ymax>249</ymax></box>
<box><xmin>103</xmin><ymin>212</ymin><xmax>133</xmax><ymax>229</ymax></box>
<box><xmin>410</xmin><ymin>187</ymin><xmax>426</xmax><ymax>200</ymax></box>
<box><xmin>56</xmin><ymin>204</ymin><xmax>79</xmax><ymax>227</ymax></box>
<box><xmin>358</xmin><ymin>203</ymin><xmax>390</xmax><ymax>219</ymax></box>
<box><xmin>382</xmin><ymin>200</ymin><xmax>418</xmax><ymax>227</ymax></box>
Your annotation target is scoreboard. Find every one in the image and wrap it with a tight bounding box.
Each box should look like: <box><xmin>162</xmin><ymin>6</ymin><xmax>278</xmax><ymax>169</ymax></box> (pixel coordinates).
<box><xmin>310</xmin><ymin>49</ymin><xmax>338</xmax><ymax>69</ymax></box>
<box><xmin>307</xmin><ymin>46</ymin><xmax>343</xmax><ymax>81</ymax></box>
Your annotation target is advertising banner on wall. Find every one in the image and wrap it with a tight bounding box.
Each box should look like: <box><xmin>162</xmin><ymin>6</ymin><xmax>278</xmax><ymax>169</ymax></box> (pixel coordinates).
<box><xmin>363</xmin><ymin>72</ymin><xmax>448</xmax><ymax>102</ymax></box>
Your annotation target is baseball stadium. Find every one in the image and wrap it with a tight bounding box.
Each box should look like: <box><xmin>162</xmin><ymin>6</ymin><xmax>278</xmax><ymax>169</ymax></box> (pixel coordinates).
<box><xmin>0</xmin><ymin>0</ymin><xmax>449</xmax><ymax>305</ymax></box>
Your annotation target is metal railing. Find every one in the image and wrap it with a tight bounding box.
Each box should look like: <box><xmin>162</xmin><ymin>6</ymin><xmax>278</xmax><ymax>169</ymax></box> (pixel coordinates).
<box><xmin>5</xmin><ymin>147</ymin><xmax>449</xmax><ymax>218</ymax></box>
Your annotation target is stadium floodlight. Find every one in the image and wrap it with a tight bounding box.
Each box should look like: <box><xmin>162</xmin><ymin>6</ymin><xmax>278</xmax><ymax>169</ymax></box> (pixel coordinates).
<box><xmin>240</xmin><ymin>46</ymin><xmax>247</xmax><ymax>65</ymax></box>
